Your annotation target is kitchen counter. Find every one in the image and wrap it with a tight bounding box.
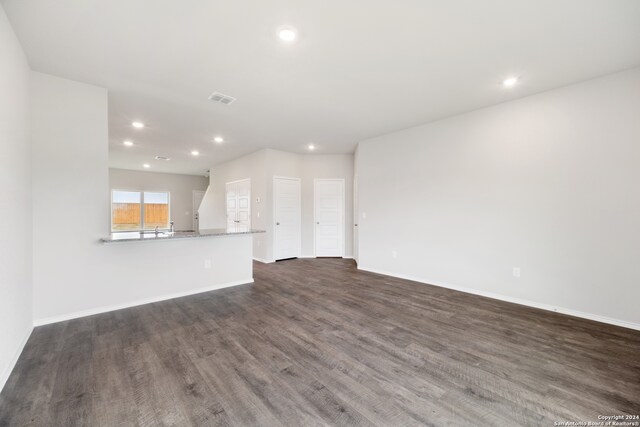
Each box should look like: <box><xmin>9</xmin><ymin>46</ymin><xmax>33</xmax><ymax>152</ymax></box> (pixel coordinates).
<box><xmin>101</xmin><ymin>227</ymin><xmax>265</xmax><ymax>243</ymax></box>
<box><xmin>91</xmin><ymin>226</ymin><xmax>257</xmax><ymax>311</ymax></box>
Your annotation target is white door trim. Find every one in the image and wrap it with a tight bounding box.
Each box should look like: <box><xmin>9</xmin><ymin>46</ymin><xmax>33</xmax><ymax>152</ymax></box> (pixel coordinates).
<box><xmin>353</xmin><ymin>173</ymin><xmax>358</xmax><ymax>264</ymax></box>
<box><xmin>313</xmin><ymin>178</ymin><xmax>345</xmax><ymax>258</ymax></box>
<box><xmin>273</xmin><ymin>176</ymin><xmax>302</xmax><ymax>260</ymax></box>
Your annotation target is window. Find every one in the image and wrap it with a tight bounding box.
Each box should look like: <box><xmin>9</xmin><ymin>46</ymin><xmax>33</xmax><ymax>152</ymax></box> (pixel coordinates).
<box><xmin>111</xmin><ymin>190</ymin><xmax>170</xmax><ymax>231</ymax></box>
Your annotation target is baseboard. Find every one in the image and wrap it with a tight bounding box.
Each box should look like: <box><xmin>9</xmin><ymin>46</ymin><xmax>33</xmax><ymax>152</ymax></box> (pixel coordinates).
<box><xmin>299</xmin><ymin>255</ymin><xmax>354</xmax><ymax>259</ymax></box>
<box><xmin>357</xmin><ymin>265</ymin><xmax>640</xmax><ymax>331</ymax></box>
<box><xmin>253</xmin><ymin>257</ymin><xmax>275</xmax><ymax>264</ymax></box>
<box><xmin>33</xmin><ymin>279</ymin><xmax>254</xmax><ymax>327</ymax></box>
<box><xmin>0</xmin><ymin>326</ymin><xmax>33</xmax><ymax>393</ymax></box>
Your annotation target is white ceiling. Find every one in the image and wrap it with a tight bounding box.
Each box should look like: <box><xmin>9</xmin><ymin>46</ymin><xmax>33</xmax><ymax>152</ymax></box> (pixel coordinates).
<box><xmin>3</xmin><ymin>0</ymin><xmax>640</xmax><ymax>175</ymax></box>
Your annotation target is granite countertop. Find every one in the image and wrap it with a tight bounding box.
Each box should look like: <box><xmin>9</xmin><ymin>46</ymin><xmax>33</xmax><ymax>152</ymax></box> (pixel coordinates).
<box><xmin>101</xmin><ymin>227</ymin><xmax>265</xmax><ymax>243</ymax></box>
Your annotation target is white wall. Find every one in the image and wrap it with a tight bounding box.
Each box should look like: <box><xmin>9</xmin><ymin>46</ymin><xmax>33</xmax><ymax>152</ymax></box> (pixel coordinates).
<box><xmin>31</xmin><ymin>72</ymin><xmax>254</xmax><ymax>323</ymax></box>
<box><xmin>0</xmin><ymin>6</ymin><xmax>32</xmax><ymax>391</ymax></box>
<box><xmin>31</xmin><ymin>71</ymin><xmax>109</xmax><ymax>321</ymax></box>
<box><xmin>356</xmin><ymin>67</ymin><xmax>640</xmax><ymax>328</ymax></box>
<box><xmin>199</xmin><ymin>149</ymin><xmax>354</xmax><ymax>262</ymax></box>
<box><xmin>109</xmin><ymin>168</ymin><xmax>209</xmax><ymax>231</ymax></box>
<box><xmin>199</xmin><ymin>149</ymin><xmax>270</xmax><ymax>260</ymax></box>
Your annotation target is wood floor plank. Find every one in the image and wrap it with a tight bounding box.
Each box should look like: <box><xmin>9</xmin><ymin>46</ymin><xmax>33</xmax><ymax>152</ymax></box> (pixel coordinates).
<box><xmin>192</xmin><ymin>353</ymin><xmax>286</xmax><ymax>427</ymax></box>
<box><xmin>124</xmin><ymin>342</ymin><xmax>190</xmax><ymax>426</ymax></box>
<box><xmin>1</xmin><ymin>258</ymin><xmax>639</xmax><ymax>426</ymax></box>
<box><xmin>49</xmin><ymin>327</ymin><xmax>94</xmax><ymax>426</ymax></box>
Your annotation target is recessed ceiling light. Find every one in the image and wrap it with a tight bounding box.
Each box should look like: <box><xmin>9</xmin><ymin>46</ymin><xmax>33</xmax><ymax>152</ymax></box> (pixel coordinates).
<box><xmin>502</xmin><ymin>76</ymin><xmax>519</xmax><ymax>87</ymax></box>
<box><xmin>278</xmin><ymin>26</ymin><xmax>297</xmax><ymax>42</ymax></box>
<box><xmin>123</xmin><ymin>140</ymin><xmax>133</xmax><ymax>147</ymax></box>
<box><xmin>191</xmin><ymin>150</ymin><xmax>200</xmax><ymax>156</ymax></box>
<box><xmin>213</xmin><ymin>136</ymin><xmax>224</xmax><ymax>143</ymax></box>
<box><xmin>143</xmin><ymin>163</ymin><xmax>150</xmax><ymax>168</ymax></box>
<box><xmin>132</xmin><ymin>121</ymin><xmax>145</xmax><ymax>129</ymax></box>
<box><xmin>308</xmin><ymin>144</ymin><xmax>315</xmax><ymax>151</ymax></box>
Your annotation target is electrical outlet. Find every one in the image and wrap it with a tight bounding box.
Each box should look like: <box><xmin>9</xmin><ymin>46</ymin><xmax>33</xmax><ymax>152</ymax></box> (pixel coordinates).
<box><xmin>392</xmin><ymin>250</ymin><xmax>398</xmax><ymax>259</ymax></box>
<box><xmin>513</xmin><ymin>267</ymin><xmax>521</xmax><ymax>278</ymax></box>
<box><xmin>204</xmin><ymin>259</ymin><xmax>212</xmax><ymax>269</ymax></box>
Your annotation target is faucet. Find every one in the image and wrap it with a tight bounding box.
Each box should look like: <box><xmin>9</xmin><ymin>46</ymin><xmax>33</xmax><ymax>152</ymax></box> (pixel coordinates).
<box><xmin>154</xmin><ymin>226</ymin><xmax>160</xmax><ymax>235</ymax></box>
<box><xmin>170</xmin><ymin>221</ymin><xmax>174</xmax><ymax>233</ymax></box>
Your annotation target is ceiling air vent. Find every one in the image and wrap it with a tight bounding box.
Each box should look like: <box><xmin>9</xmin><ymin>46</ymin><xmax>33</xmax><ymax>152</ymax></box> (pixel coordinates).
<box><xmin>208</xmin><ymin>92</ymin><xmax>236</xmax><ymax>105</ymax></box>
<box><xmin>154</xmin><ymin>156</ymin><xmax>171</xmax><ymax>161</ymax></box>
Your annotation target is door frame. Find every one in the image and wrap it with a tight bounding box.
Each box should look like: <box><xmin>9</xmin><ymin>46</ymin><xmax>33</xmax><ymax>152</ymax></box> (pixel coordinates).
<box><xmin>353</xmin><ymin>174</ymin><xmax>358</xmax><ymax>264</ymax></box>
<box><xmin>313</xmin><ymin>178</ymin><xmax>345</xmax><ymax>258</ymax></box>
<box><xmin>273</xmin><ymin>176</ymin><xmax>302</xmax><ymax>260</ymax></box>
<box><xmin>225</xmin><ymin>178</ymin><xmax>251</xmax><ymax>228</ymax></box>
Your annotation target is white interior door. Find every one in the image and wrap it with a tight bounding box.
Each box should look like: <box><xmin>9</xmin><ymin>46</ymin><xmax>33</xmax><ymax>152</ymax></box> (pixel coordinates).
<box><xmin>353</xmin><ymin>175</ymin><xmax>358</xmax><ymax>263</ymax></box>
<box><xmin>226</xmin><ymin>179</ymin><xmax>251</xmax><ymax>230</ymax></box>
<box><xmin>314</xmin><ymin>179</ymin><xmax>345</xmax><ymax>257</ymax></box>
<box><xmin>192</xmin><ymin>190</ymin><xmax>205</xmax><ymax>230</ymax></box>
<box><xmin>236</xmin><ymin>180</ymin><xmax>251</xmax><ymax>229</ymax></box>
<box><xmin>274</xmin><ymin>177</ymin><xmax>301</xmax><ymax>260</ymax></box>
<box><xmin>226</xmin><ymin>182</ymin><xmax>238</xmax><ymax>229</ymax></box>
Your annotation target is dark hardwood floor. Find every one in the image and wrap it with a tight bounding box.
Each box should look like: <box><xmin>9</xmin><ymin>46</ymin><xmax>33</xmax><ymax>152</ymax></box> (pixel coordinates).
<box><xmin>1</xmin><ymin>258</ymin><xmax>639</xmax><ymax>426</ymax></box>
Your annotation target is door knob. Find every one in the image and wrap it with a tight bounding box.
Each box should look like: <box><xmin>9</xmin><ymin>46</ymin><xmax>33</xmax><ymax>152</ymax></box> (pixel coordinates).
<box><xmin>316</xmin><ymin>222</ymin><xmax>320</xmax><ymax>225</ymax></box>
<box><xmin>276</xmin><ymin>222</ymin><xmax>280</xmax><ymax>225</ymax></box>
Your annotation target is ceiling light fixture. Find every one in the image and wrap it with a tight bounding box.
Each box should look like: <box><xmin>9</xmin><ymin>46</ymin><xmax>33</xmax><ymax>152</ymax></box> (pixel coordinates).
<box><xmin>213</xmin><ymin>136</ymin><xmax>224</xmax><ymax>143</ymax></box>
<box><xmin>278</xmin><ymin>26</ymin><xmax>297</xmax><ymax>42</ymax></box>
<box><xmin>191</xmin><ymin>150</ymin><xmax>200</xmax><ymax>156</ymax></box>
<box><xmin>143</xmin><ymin>163</ymin><xmax>150</xmax><ymax>168</ymax></box>
<box><xmin>502</xmin><ymin>76</ymin><xmax>519</xmax><ymax>87</ymax></box>
<box><xmin>308</xmin><ymin>144</ymin><xmax>315</xmax><ymax>151</ymax></box>
<box><xmin>123</xmin><ymin>140</ymin><xmax>133</xmax><ymax>147</ymax></box>
<box><xmin>132</xmin><ymin>121</ymin><xmax>145</xmax><ymax>129</ymax></box>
